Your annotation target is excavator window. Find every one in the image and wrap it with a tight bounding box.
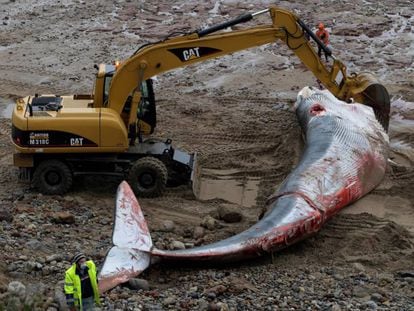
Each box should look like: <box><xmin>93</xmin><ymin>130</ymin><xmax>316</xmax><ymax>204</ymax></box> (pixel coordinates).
<box><xmin>102</xmin><ymin>73</ymin><xmax>156</xmax><ymax>134</ymax></box>
<box><xmin>103</xmin><ymin>74</ymin><xmax>113</xmax><ymax>107</ymax></box>
<box><xmin>137</xmin><ymin>79</ymin><xmax>156</xmax><ymax>133</ymax></box>
<box><xmin>120</xmin><ymin>79</ymin><xmax>156</xmax><ymax>134</ymax></box>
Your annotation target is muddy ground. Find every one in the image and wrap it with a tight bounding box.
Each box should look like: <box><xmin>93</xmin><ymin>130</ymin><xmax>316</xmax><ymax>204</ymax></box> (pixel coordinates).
<box><xmin>0</xmin><ymin>0</ymin><xmax>413</xmax><ymax>310</ymax></box>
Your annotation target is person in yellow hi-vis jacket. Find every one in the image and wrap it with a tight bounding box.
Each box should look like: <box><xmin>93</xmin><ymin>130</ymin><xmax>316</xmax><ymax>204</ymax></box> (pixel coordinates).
<box><xmin>64</xmin><ymin>252</ymin><xmax>100</xmax><ymax>311</ymax></box>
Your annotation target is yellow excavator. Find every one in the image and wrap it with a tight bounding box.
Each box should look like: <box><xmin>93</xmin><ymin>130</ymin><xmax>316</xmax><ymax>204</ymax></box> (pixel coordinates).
<box><xmin>11</xmin><ymin>6</ymin><xmax>390</xmax><ymax>197</ymax></box>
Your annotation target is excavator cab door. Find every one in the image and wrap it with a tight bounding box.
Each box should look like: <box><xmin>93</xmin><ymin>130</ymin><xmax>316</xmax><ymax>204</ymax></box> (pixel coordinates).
<box><xmin>137</xmin><ymin>79</ymin><xmax>156</xmax><ymax>135</ymax></box>
<box><xmin>121</xmin><ymin>79</ymin><xmax>156</xmax><ymax>135</ymax></box>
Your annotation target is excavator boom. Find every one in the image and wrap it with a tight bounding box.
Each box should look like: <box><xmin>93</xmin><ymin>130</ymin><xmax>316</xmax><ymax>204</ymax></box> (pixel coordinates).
<box><xmin>109</xmin><ymin>7</ymin><xmax>390</xmax><ymax>133</ymax></box>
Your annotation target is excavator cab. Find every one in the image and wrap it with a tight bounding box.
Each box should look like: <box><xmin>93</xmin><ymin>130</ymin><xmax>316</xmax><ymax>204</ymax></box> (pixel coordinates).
<box><xmin>97</xmin><ymin>64</ymin><xmax>157</xmax><ymax>135</ymax></box>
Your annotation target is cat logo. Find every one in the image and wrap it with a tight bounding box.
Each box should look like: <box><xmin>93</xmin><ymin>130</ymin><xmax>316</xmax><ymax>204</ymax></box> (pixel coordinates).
<box><xmin>70</xmin><ymin>137</ymin><xmax>84</xmax><ymax>146</ymax></box>
<box><xmin>168</xmin><ymin>47</ymin><xmax>222</xmax><ymax>62</ymax></box>
<box><xmin>182</xmin><ymin>48</ymin><xmax>200</xmax><ymax>61</ymax></box>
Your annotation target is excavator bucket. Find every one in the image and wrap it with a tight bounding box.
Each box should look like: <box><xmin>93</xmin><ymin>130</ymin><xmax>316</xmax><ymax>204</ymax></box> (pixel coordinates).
<box><xmin>350</xmin><ymin>73</ymin><xmax>391</xmax><ymax>132</ymax></box>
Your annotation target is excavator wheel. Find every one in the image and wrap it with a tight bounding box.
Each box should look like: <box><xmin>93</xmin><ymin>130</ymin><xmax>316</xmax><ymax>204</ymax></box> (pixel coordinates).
<box><xmin>32</xmin><ymin>160</ymin><xmax>73</xmax><ymax>195</ymax></box>
<box><xmin>128</xmin><ymin>157</ymin><xmax>168</xmax><ymax>198</ymax></box>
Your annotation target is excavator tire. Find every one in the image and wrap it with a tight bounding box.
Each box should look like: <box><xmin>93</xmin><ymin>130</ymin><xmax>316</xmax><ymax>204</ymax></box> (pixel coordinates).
<box><xmin>128</xmin><ymin>157</ymin><xmax>168</xmax><ymax>198</ymax></box>
<box><xmin>33</xmin><ymin>160</ymin><xmax>73</xmax><ymax>195</ymax></box>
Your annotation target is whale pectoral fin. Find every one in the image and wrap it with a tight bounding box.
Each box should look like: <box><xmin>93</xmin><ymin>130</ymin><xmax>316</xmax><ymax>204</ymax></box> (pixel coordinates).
<box><xmin>98</xmin><ymin>246</ymin><xmax>150</xmax><ymax>293</ymax></box>
<box><xmin>98</xmin><ymin>181</ymin><xmax>153</xmax><ymax>293</ymax></box>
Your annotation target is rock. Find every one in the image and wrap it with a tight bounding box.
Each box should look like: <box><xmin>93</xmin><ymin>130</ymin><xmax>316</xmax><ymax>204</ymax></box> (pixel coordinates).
<box><xmin>42</xmin><ymin>266</ymin><xmax>52</xmax><ymax>276</ymax></box>
<box><xmin>128</xmin><ymin>278</ymin><xmax>150</xmax><ymax>291</ymax></box>
<box><xmin>51</xmin><ymin>211</ymin><xmax>75</xmax><ymax>224</ymax></box>
<box><xmin>54</xmin><ymin>281</ymin><xmax>68</xmax><ymax>311</ymax></box>
<box><xmin>352</xmin><ymin>285</ymin><xmax>371</xmax><ymax>298</ymax></box>
<box><xmin>207</xmin><ymin>292</ymin><xmax>216</xmax><ymax>300</ymax></box>
<box><xmin>8</xmin><ymin>281</ymin><xmax>26</xmax><ymax>298</ymax></box>
<box><xmin>163</xmin><ymin>296</ymin><xmax>176</xmax><ymax>306</ymax></box>
<box><xmin>216</xmin><ymin>302</ymin><xmax>229</xmax><ymax>311</ymax></box>
<box><xmin>193</xmin><ymin>226</ymin><xmax>205</xmax><ymax>239</ymax></box>
<box><xmin>227</xmin><ymin>276</ymin><xmax>257</xmax><ymax>293</ymax></box>
<box><xmin>7</xmin><ymin>261</ymin><xmax>19</xmax><ymax>272</ymax></box>
<box><xmin>198</xmin><ymin>299</ymin><xmax>210</xmax><ymax>310</ymax></box>
<box><xmin>363</xmin><ymin>300</ymin><xmax>378</xmax><ymax>310</ymax></box>
<box><xmin>297</xmin><ymin>286</ymin><xmax>306</xmax><ymax>298</ymax></box>
<box><xmin>0</xmin><ymin>209</ymin><xmax>13</xmax><ymax>222</ymax></box>
<box><xmin>26</xmin><ymin>282</ymin><xmax>46</xmax><ymax>298</ymax></box>
<box><xmin>23</xmin><ymin>261</ymin><xmax>37</xmax><ymax>273</ymax></box>
<box><xmin>201</xmin><ymin>215</ymin><xmax>216</xmax><ymax>230</ymax></box>
<box><xmin>397</xmin><ymin>270</ymin><xmax>414</xmax><ymax>278</ymax></box>
<box><xmin>352</xmin><ymin>262</ymin><xmax>366</xmax><ymax>272</ymax></box>
<box><xmin>46</xmin><ymin>254</ymin><xmax>63</xmax><ymax>263</ymax></box>
<box><xmin>207</xmin><ymin>302</ymin><xmax>219</xmax><ymax>311</ymax></box>
<box><xmin>189</xmin><ymin>291</ymin><xmax>199</xmax><ymax>299</ymax></box>
<box><xmin>181</xmin><ymin>227</ymin><xmax>193</xmax><ymax>238</ymax></box>
<box><xmin>161</xmin><ymin>220</ymin><xmax>175</xmax><ymax>232</ymax></box>
<box><xmin>205</xmin><ymin>284</ymin><xmax>227</xmax><ymax>296</ymax></box>
<box><xmin>27</xmin><ymin>223</ymin><xmax>37</xmax><ymax>231</ymax></box>
<box><xmin>25</xmin><ymin>239</ymin><xmax>43</xmax><ymax>250</ymax></box>
<box><xmin>217</xmin><ymin>205</ymin><xmax>242</xmax><ymax>223</ymax></box>
<box><xmin>170</xmin><ymin>240</ymin><xmax>185</xmax><ymax>250</ymax></box>
<box><xmin>377</xmin><ymin>273</ymin><xmax>394</xmax><ymax>285</ymax></box>
<box><xmin>330</xmin><ymin>303</ymin><xmax>342</xmax><ymax>311</ymax></box>
<box><xmin>371</xmin><ymin>293</ymin><xmax>384</xmax><ymax>302</ymax></box>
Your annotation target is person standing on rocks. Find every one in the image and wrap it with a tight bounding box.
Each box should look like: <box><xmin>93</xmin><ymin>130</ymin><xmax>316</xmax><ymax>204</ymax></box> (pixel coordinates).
<box><xmin>315</xmin><ymin>22</ymin><xmax>330</xmax><ymax>61</ymax></box>
<box><xmin>64</xmin><ymin>252</ymin><xmax>100</xmax><ymax>311</ymax></box>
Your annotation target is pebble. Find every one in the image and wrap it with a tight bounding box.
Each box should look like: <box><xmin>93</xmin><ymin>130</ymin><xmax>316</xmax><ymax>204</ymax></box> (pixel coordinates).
<box><xmin>160</xmin><ymin>220</ymin><xmax>175</xmax><ymax>232</ymax></box>
<box><xmin>363</xmin><ymin>300</ymin><xmax>378</xmax><ymax>310</ymax></box>
<box><xmin>25</xmin><ymin>239</ymin><xmax>44</xmax><ymax>250</ymax></box>
<box><xmin>201</xmin><ymin>215</ymin><xmax>217</xmax><ymax>230</ymax></box>
<box><xmin>193</xmin><ymin>226</ymin><xmax>205</xmax><ymax>239</ymax></box>
<box><xmin>50</xmin><ymin>211</ymin><xmax>75</xmax><ymax>224</ymax></box>
<box><xmin>163</xmin><ymin>296</ymin><xmax>176</xmax><ymax>305</ymax></box>
<box><xmin>128</xmin><ymin>278</ymin><xmax>150</xmax><ymax>291</ymax></box>
<box><xmin>170</xmin><ymin>240</ymin><xmax>185</xmax><ymax>250</ymax></box>
<box><xmin>370</xmin><ymin>293</ymin><xmax>384</xmax><ymax>302</ymax></box>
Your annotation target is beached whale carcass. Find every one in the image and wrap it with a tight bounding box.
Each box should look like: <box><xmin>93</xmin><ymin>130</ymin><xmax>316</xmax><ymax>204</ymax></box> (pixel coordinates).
<box><xmin>98</xmin><ymin>87</ymin><xmax>389</xmax><ymax>292</ymax></box>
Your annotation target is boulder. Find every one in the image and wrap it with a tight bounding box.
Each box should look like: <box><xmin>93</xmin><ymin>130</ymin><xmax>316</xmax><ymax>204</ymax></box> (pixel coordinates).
<box><xmin>218</xmin><ymin>205</ymin><xmax>242</xmax><ymax>223</ymax></box>
<box><xmin>50</xmin><ymin>212</ymin><xmax>75</xmax><ymax>224</ymax></box>
<box><xmin>8</xmin><ymin>281</ymin><xmax>26</xmax><ymax>298</ymax></box>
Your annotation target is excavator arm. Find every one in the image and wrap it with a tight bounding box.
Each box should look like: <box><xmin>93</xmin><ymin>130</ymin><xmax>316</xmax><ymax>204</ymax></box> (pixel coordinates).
<box><xmin>108</xmin><ymin>6</ymin><xmax>390</xmax><ymax>139</ymax></box>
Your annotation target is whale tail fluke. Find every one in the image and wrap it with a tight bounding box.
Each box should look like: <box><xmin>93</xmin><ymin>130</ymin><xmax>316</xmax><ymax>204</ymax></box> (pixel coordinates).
<box><xmin>98</xmin><ymin>181</ymin><xmax>153</xmax><ymax>293</ymax></box>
